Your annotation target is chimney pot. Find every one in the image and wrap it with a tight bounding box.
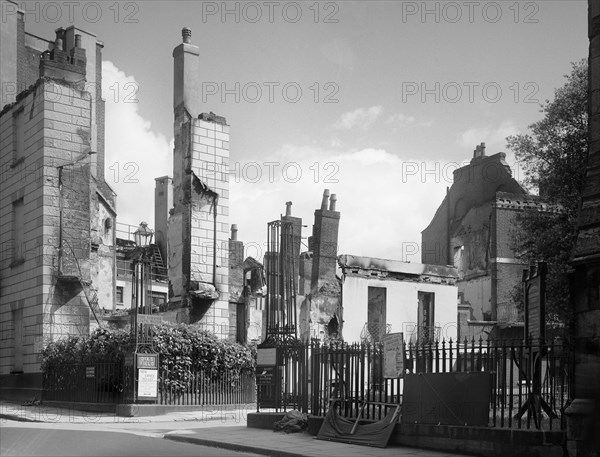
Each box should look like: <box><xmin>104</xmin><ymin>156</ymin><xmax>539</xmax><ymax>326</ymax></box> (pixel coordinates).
<box><xmin>182</xmin><ymin>27</ymin><xmax>192</xmax><ymax>44</ymax></box>
<box><xmin>329</xmin><ymin>194</ymin><xmax>337</xmax><ymax>211</ymax></box>
<box><xmin>75</xmin><ymin>34</ymin><xmax>81</xmax><ymax>48</ymax></box>
<box><xmin>321</xmin><ymin>189</ymin><xmax>330</xmax><ymax>210</ymax></box>
<box><xmin>231</xmin><ymin>224</ymin><xmax>238</xmax><ymax>241</ymax></box>
<box><xmin>285</xmin><ymin>201</ymin><xmax>292</xmax><ymax>217</ymax></box>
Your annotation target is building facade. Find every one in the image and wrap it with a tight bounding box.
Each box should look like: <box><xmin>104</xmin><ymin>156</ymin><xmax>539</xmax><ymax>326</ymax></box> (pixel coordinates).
<box><xmin>0</xmin><ymin>3</ymin><xmax>116</xmax><ymax>398</ymax></box>
<box><xmin>338</xmin><ymin>255</ymin><xmax>458</xmax><ymax>344</ymax></box>
<box><xmin>421</xmin><ymin>144</ymin><xmax>530</xmax><ymax>341</ymax></box>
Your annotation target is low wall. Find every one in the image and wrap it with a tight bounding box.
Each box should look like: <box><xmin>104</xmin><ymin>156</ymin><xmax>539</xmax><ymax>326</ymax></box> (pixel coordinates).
<box><xmin>116</xmin><ymin>402</ymin><xmax>255</xmax><ymax>417</ymax></box>
<box><xmin>247</xmin><ymin>413</ymin><xmax>566</xmax><ymax>457</ymax></box>
<box><xmin>0</xmin><ymin>373</ymin><xmax>43</xmax><ymax>402</ymax></box>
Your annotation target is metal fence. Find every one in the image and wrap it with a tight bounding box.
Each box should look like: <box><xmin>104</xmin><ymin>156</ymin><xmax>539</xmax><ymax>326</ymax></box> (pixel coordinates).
<box><xmin>43</xmin><ymin>362</ymin><xmax>256</xmax><ymax>407</ymax></box>
<box><xmin>159</xmin><ymin>367</ymin><xmax>256</xmax><ymax>406</ymax></box>
<box><xmin>257</xmin><ymin>338</ymin><xmax>573</xmax><ymax>431</ymax></box>
<box><xmin>43</xmin><ymin>362</ymin><xmax>124</xmax><ymax>403</ymax></box>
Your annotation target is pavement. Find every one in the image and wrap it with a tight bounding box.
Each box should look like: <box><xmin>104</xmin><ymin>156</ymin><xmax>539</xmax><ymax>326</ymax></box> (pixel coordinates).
<box><xmin>0</xmin><ymin>400</ymin><xmax>471</xmax><ymax>457</ymax></box>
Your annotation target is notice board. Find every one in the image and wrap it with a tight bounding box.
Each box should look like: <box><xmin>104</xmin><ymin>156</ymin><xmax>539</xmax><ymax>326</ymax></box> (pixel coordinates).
<box><xmin>137</xmin><ymin>369</ymin><xmax>158</xmax><ymax>398</ymax></box>
<box><xmin>382</xmin><ymin>332</ymin><xmax>404</xmax><ymax>378</ymax></box>
<box><xmin>402</xmin><ymin>372</ymin><xmax>491</xmax><ymax>426</ymax></box>
<box><xmin>523</xmin><ymin>262</ymin><xmax>547</xmax><ymax>345</ymax></box>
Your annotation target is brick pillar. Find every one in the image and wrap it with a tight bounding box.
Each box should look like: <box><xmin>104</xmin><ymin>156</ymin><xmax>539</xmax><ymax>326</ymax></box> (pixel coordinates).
<box><xmin>311</xmin><ymin>190</ymin><xmax>340</xmax><ymax>290</ymax></box>
<box><xmin>169</xmin><ymin>28</ymin><xmax>230</xmax><ymax>339</ymax></box>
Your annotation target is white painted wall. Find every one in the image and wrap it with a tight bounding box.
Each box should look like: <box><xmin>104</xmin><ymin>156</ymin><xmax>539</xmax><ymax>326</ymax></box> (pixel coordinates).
<box><xmin>341</xmin><ymin>275</ymin><xmax>458</xmax><ymax>344</ymax></box>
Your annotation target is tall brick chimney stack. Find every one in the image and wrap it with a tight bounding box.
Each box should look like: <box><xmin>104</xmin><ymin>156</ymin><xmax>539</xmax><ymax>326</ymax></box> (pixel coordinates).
<box><xmin>310</xmin><ymin>189</ymin><xmax>341</xmax><ymax>291</ymax></box>
<box><xmin>173</xmin><ymin>27</ymin><xmax>201</xmax><ymax>116</ymax></box>
<box><xmin>472</xmin><ymin>142</ymin><xmax>486</xmax><ymax>159</ymax></box>
<box><xmin>39</xmin><ymin>28</ymin><xmax>87</xmax><ymax>89</ymax></box>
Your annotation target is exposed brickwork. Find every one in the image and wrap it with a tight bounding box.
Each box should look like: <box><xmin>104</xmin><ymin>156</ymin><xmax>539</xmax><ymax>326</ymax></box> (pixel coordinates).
<box><xmin>423</xmin><ymin>148</ymin><xmax>529</xmax><ymax>341</ymax></box>
<box><xmin>170</xmin><ymin>36</ymin><xmax>231</xmax><ymax>338</ymax></box>
<box><xmin>229</xmin><ymin>238</ymin><xmax>244</xmax><ymax>303</ymax></box>
<box><xmin>422</xmin><ymin>152</ymin><xmax>525</xmax><ymax>265</ymax></box>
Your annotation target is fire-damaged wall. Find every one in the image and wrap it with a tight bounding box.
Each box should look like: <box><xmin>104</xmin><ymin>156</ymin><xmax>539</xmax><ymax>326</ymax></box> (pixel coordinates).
<box><xmin>168</xmin><ymin>29</ymin><xmax>230</xmax><ymax>338</ymax></box>
<box><xmin>297</xmin><ymin>190</ymin><xmax>341</xmax><ymax>342</ymax></box>
<box><xmin>422</xmin><ymin>144</ymin><xmax>563</xmax><ymax>341</ymax></box>
<box><xmin>0</xmin><ymin>14</ymin><xmax>116</xmax><ymax>396</ymax></box>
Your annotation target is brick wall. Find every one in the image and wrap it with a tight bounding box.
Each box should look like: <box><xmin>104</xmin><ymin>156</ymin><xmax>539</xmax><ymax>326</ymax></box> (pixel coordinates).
<box><xmin>422</xmin><ymin>152</ymin><xmax>526</xmax><ymax>266</ymax></box>
<box><xmin>310</xmin><ymin>208</ymin><xmax>340</xmax><ymax>290</ymax></box>
<box><xmin>229</xmin><ymin>238</ymin><xmax>244</xmax><ymax>303</ymax></box>
<box><xmin>170</xmin><ymin>109</ymin><xmax>231</xmax><ymax>338</ymax></box>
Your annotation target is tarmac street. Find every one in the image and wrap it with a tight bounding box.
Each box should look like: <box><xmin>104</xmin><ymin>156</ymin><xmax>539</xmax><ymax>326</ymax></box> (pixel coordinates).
<box><xmin>0</xmin><ymin>401</ymin><xmax>474</xmax><ymax>457</ymax></box>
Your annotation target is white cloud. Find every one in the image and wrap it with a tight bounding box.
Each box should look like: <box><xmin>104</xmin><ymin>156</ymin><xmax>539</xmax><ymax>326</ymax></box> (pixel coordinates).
<box><xmin>101</xmin><ymin>66</ymin><xmax>448</xmax><ymax>265</ymax></box>
<box><xmin>385</xmin><ymin>113</ymin><xmax>433</xmax><ymax>129</ymax></box>
<box><xmin>229</xmin><ymin>145</ymin><xmax>448</xmax><ymax>264</ymax></box>
<box><xmin>333</xmin><ymin>106</ymin><xmax>382</xmax><ymax>130</ymax></box>
<box><xmin>385</xmin><ymin>113</ymin><xmax>415</xmax><ymax>126</ymax></box>
<box><xmin>102</xmin><ymin>61</ymin><xmax>171</xmax><ymax>228</ymax></box>
<box><xmin>457</xmin><ymin>120</ymin><xmax>526</xmax><ymax>183</ymax></box>
<box><xmin>458</xmin><ymin>120</ymin><xmax>518</xmax><ymax>154</ymax></box>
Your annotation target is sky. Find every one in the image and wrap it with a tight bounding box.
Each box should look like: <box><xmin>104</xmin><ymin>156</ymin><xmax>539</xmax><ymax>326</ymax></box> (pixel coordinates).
<box><xmin>19</xmin><ymin>0</ymin><xmax>588</xmax><ymax>263</ymax></box>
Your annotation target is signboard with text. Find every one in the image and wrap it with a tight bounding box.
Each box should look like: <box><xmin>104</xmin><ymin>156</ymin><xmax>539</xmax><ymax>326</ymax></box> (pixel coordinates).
<box><xmin>256</xmin><ymin>346</ymin><xmax>279</xmax><ymax>408</ymax></box>
<box><xmin>523</xmin><ymin>262</ymin><xmax>547</xmax><ymax>345</ymax></box>
<box><xmin>135</xmin><ymin>353</ymin><xmax>158</xmax><ymax>400</ymax></box>
<box><xmin>137</xmin><ymin>353</ymin><xmax>158</xmax><ymax>369</ymax></box>
<box><xmin>383</xmin><ymin>332</ymin><xmax>404</xmax><ymax>378</ymax></box>
<box><xmin>137</xmin><ymin>314</ymin><xmax>163</xmax><ymax>325</ymax></box>
<box><xmin>137</xmin><ymin>368</ymin><xmax>158</xmax><ymax>398</ymax></box>
<box><xmin>256</xmin><ymin>366</ymin><xmax>276</xmax><ymax>385</ymax></box>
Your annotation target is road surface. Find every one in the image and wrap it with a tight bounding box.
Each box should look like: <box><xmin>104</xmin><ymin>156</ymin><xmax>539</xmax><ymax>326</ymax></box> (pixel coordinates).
<box><xmin>1</xmin><ymin>422</ymin><xmax>261</xmax><ymax>457</ymax></box>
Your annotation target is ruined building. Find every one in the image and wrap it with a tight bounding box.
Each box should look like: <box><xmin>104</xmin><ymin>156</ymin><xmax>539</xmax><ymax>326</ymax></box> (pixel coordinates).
<box><xmin>158</xmin><ymin>28</ymin><xmax>232</xmax><ymax>339</ymax></box>
<box><xmin>260</xmin><ymin>190</ymin><xmax>341</xmax><ymax>342</ymax></box>
<box><xmin>0</xmin><ymin>5</ymin><xmax>116</xmax><ymax>398</ymax></box>
<box><xmin>338</xmin><ymin>255</ymin><xmax>457</xmax><ymax>344</ymax></box>
<box><xmin>421</xmin><ymin>144</ymin><xmax>557</xmax><ymax>341</ymax></box>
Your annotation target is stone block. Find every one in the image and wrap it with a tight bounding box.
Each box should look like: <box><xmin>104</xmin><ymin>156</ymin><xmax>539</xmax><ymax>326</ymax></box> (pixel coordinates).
<box><xmin>198</xmin><ymin>136</ymin><xmax>214</xmax><ymax>147</ymax></box>
<box><xmin>51</xmin><ymin>103</ymin><xmax>81</xmax><ymax>117</ymax></box>
<box><xmin>215</xmin><ymin>132</ymin><xmax>229</xmax><ymax>142</ymax></box>
<box><xmin>45</xmin><ymin>129</ymin><xmax>71</xmax><ymax>141</ymax></box>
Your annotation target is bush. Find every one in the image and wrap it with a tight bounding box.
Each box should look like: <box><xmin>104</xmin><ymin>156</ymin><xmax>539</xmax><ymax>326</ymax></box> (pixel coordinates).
<box><xmin>42</xmin><ymin>324</ymin><xmax>256</xmax><ymax>395</ymax></box>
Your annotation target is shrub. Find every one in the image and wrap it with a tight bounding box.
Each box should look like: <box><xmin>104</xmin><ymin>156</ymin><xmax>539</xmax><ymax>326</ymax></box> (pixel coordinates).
<box><xmin>42</xmin><ymin>324</ymin><xmax>256</xmax><ymax>396</ymax></box>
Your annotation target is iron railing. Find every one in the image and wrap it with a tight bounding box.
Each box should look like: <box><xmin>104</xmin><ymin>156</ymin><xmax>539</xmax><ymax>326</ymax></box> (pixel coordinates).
<box><xmin>43</xmin><ymin>362</ymin><xmax>123</xmax><ymax>403</ymax></box>
<box><xmin>159</xmin><ymin>367</ymin><xmax>256</xmax><ymax>406</ymax></box>
<box><xmin>257</xmin><ymin>338</ymin><xmax>573</xmax><ymax>431</ymax></box>
<box><xmin>43</xmin><ymin>362</ymin><xmax>255</xmax><ymax>407</ymax></box>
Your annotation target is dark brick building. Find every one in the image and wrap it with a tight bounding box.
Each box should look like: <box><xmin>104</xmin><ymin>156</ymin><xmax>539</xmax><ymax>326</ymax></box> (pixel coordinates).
<box><xmin>422</xmin><ymin>144</ymin><xmax>551</xmax><ymax>340</ymax></box>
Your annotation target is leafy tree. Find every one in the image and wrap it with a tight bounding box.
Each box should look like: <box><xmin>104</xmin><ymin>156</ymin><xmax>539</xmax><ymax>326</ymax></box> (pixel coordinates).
<box><xmin>506</xmin><ymin>59</ymin><xmax>588</xmax><ymax>331</ymax></box>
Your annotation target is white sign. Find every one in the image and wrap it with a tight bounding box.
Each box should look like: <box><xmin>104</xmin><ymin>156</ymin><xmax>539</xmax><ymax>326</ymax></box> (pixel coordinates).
<box><xmin>137</xmin><ymin>369</ymin><xmax>158</xmax><ymax>398</ymax></box>
<box><xmin>383</xmin><ymin>332</ymin><xmax>404</xmax><ymax>378</ymax></box>
<box><xmin>137</xmin><ymin>314</ymin><xmax>163</xmax><ymax>325</ymax></box>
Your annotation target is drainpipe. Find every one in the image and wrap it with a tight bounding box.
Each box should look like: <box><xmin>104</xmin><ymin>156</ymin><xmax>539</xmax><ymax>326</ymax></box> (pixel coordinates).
<box><xmin>446</xmin><ymin>186</ymin><xmax>451</xmax><ymax>265</ymax></box>
<box><xmin>213</xmin><ymin>195</ymin><xmax>218</xmax><ymax>287</ymax></box>
<box><xmin>57</xmin><ymin>166</ymin><xmax>64</xmax><ymax>275</ymax></box>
